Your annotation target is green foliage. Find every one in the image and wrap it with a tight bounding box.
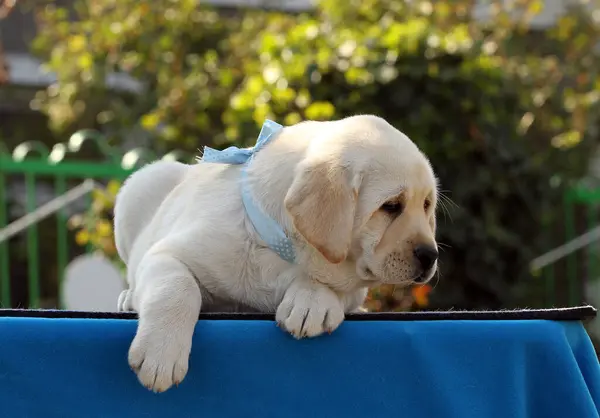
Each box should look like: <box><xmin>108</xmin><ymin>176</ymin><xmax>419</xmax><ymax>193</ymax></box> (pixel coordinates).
<box><xmin>68</xmin><ymin>180</ymin><xmax>122</xmax><ymax>267</ymax></box>
<box><xmin>30</xmin><ymin>0</ymin><xmax>253</xmax><ymax>148</ymax></box>
<box><xmin>31</xmin><ymin>0</ymin><xmax>600</xmax><ymax>309</ymax></box>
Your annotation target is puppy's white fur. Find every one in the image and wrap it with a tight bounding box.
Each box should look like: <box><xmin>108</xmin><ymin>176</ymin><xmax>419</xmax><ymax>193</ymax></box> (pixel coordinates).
<box><xmin>114</xmin><ymin>115</ymin><xmax>438</xmax><ymax>392</ymax></box>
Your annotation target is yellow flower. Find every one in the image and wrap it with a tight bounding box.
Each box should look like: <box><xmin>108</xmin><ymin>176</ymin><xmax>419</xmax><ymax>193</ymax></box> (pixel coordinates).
<box><xmin>75</xmin><ymin>230</ymin><xmax>89</xmax><ymax>246</ymax></box>
<box><xmin>68</xmin><ymin>35</ymin><xmax>86</xmax><ymax>52</ymax></box>
<box><xmin>96</xmin><ymin>220</ymin><xmax>113</xmax><ymax>237</ymax></box>
<box><xmin>141</xmin><ymin>113</ymin><xmax>160</xmax><ymax>130</ymax></box>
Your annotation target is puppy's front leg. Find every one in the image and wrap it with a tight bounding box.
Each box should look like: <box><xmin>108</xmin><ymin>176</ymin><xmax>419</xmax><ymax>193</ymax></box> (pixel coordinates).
<box><xmin>276</xmin><ymin>276</ymin><xmax>345</xmax><ymax>339</ymax></box>
<box><xmin>128</xmin><ymin>252</ymin><xmax>201</xmax><ymax>393</ymax></box>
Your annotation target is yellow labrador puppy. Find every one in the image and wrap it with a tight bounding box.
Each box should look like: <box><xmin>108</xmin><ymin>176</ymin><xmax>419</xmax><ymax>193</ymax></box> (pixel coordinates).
<box><xmin>114</xmin><ymin>115</ymin><xmax>438</xmax><ymax>392</ymax></box>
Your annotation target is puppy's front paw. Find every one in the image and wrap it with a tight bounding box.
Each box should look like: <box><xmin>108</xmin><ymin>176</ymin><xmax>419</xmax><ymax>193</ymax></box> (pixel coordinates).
<box><xmin>276</xmin><ymin>283</ymin><xmax>345</xmax><ymax>338</ymax></box>
<box><xmin>128</xmin><ymin>328</ymin><xmax>192</xmax><ymax>393</ymax></box>
<box><xmin>117</xmin><ymin>289</ymin><xmax>134</xmax><ymax>312</ymax></box>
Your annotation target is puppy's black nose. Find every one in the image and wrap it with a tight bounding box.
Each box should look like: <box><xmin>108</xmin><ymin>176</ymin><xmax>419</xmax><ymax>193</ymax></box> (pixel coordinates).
<box><xmin>413</xmin><ymin>245</ymin><xmax>438</xmax><ymax>271</ymax></box>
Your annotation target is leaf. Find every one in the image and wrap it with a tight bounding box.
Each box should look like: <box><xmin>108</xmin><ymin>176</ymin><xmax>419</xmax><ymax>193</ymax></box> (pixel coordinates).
<box><xmin>305</xmin><ymin>101</ymin><xmax>336</xmax><ymax>120</ymax></box>
<box><xmin>284</xmin><ymin>112</ymin><xmax>302</xmax><ymax>126</ymax></box>
<box><xmin>91</xmin><ymin>189</ymin><xmax>109</xmax><ymax>209</ymax></box>
<box><xmin>77</xmin><ymin>53</ymin><xmax>93</xmax><ymax>70</ymax></box>
<box><xmin>106</xmin><ymin>180</ymin><xmax>121</xmax><ymax>197</ymax></box>
<box><xmin>253</xmin><ymin>104</ymin><xmax>273</xmax><ymax>126</ymax></box>
<box><xmin>551</xmin><ymin>130</ymin><xmax>582</xmax><ymax>149</ymax></box>
<box><xmin>68</xmin><ymin>35</ymin><xmax>86</xmax><ymax>52</ymax></box>
<box><xmin>225</xmin><ymin>126</ymin><xmax>239</xmax><ymax>140</ymax></box>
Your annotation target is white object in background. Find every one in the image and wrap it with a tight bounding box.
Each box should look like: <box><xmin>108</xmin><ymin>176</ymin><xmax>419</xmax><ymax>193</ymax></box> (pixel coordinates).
<box><xmin>62</xmin><ymin>255</ymin><xmax>125</xmax><ymax>312</ymax></box>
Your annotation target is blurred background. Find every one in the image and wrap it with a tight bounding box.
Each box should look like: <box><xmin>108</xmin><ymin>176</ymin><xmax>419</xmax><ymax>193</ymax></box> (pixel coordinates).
<box><xmin>1</xmin><ymin>0</ymin><xmax>600</xmax><ymax>336</ymax></box>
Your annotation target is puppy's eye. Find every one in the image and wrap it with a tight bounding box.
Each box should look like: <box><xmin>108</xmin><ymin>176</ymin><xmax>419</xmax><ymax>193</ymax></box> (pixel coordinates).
<box><xmin>380</xmin><ymin>201</ymin><xmax>403</xmax><ymax>215</ymax></box>
<box><xmin>424</xmin><ymin>200</ymin><xmax>431</xmax><ymax>211</ymax></box>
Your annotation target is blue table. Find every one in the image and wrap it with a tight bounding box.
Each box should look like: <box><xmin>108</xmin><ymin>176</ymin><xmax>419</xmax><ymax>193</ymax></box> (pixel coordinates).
<box><xmin>0</xmin><ymin>309</ymin><xmax>599</xmax><ymax>418</ymax></box>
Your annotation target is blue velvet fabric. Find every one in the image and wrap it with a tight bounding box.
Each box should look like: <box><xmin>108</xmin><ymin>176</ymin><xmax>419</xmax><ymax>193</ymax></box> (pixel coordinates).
<box><xmin>0</xmin><ymin>317</ymin><xmax>599</xmax><ymax>418</ymax></box>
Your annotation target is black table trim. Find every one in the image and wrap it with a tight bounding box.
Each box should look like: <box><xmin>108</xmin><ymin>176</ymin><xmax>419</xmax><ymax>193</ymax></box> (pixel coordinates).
<box><xmin>0</xmin><ymin>306</ymin><xmax>596</xmax><ymax>321</ymax></box>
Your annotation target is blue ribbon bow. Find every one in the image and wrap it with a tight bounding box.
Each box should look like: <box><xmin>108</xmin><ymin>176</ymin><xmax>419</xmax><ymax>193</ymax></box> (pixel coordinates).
<box><xmin>201</xmin><ymin>120</ymin><xmax>296</xmax><ymax>263</ymax></box>
<box><xmin>202</xmin><ymin>119</ymin><xmax>283</xmax><ymax>165</ymax></box>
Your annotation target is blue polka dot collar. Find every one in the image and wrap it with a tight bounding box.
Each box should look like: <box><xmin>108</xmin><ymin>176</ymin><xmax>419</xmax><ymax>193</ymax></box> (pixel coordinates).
<box><xmin>201</xmin><ymin>120</ymin><xmax>296</xmax><ymax>263</ymax></box>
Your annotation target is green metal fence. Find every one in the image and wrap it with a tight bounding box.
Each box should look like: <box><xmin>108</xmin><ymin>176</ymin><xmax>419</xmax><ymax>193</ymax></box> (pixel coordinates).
<box><xmin>538</xmin><ymin>186</ymin><xmax>600</xmax><ymax>307</ymax></box>
<box><xmin>0</xmin><ymin>131</ymin><xmax>191</xmax><ymax>309</ymax></box>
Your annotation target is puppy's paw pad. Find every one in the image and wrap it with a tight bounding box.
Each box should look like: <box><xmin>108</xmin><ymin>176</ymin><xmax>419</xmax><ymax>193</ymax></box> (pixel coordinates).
<box><xmin>117</xmin><ymin>289</ymin><xmax>134</xmax><ymax>312</ymax></box>
<box><xmin>276</xmin><ymin>285</ymin><xmax>345</xmax><ymax>338</ymax></box>
<box><xmin>128</xmin><ymin>331</ymin><xmax>191</xmax><ymax>393</ymax></box>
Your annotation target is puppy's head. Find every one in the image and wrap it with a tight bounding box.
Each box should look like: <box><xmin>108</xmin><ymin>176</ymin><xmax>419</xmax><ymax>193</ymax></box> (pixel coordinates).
<box><xmin>284</xmin><ymin>115</ymin><xmax>438</xmax><ymax>286</ymax></box>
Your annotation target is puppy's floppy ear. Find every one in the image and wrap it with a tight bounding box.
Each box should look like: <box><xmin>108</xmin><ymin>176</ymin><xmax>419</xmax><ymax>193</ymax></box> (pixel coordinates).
<box><xmin>285</xmin><ymin>155</ymin><xmax>359</xmax><ymax>264</ymax></box>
